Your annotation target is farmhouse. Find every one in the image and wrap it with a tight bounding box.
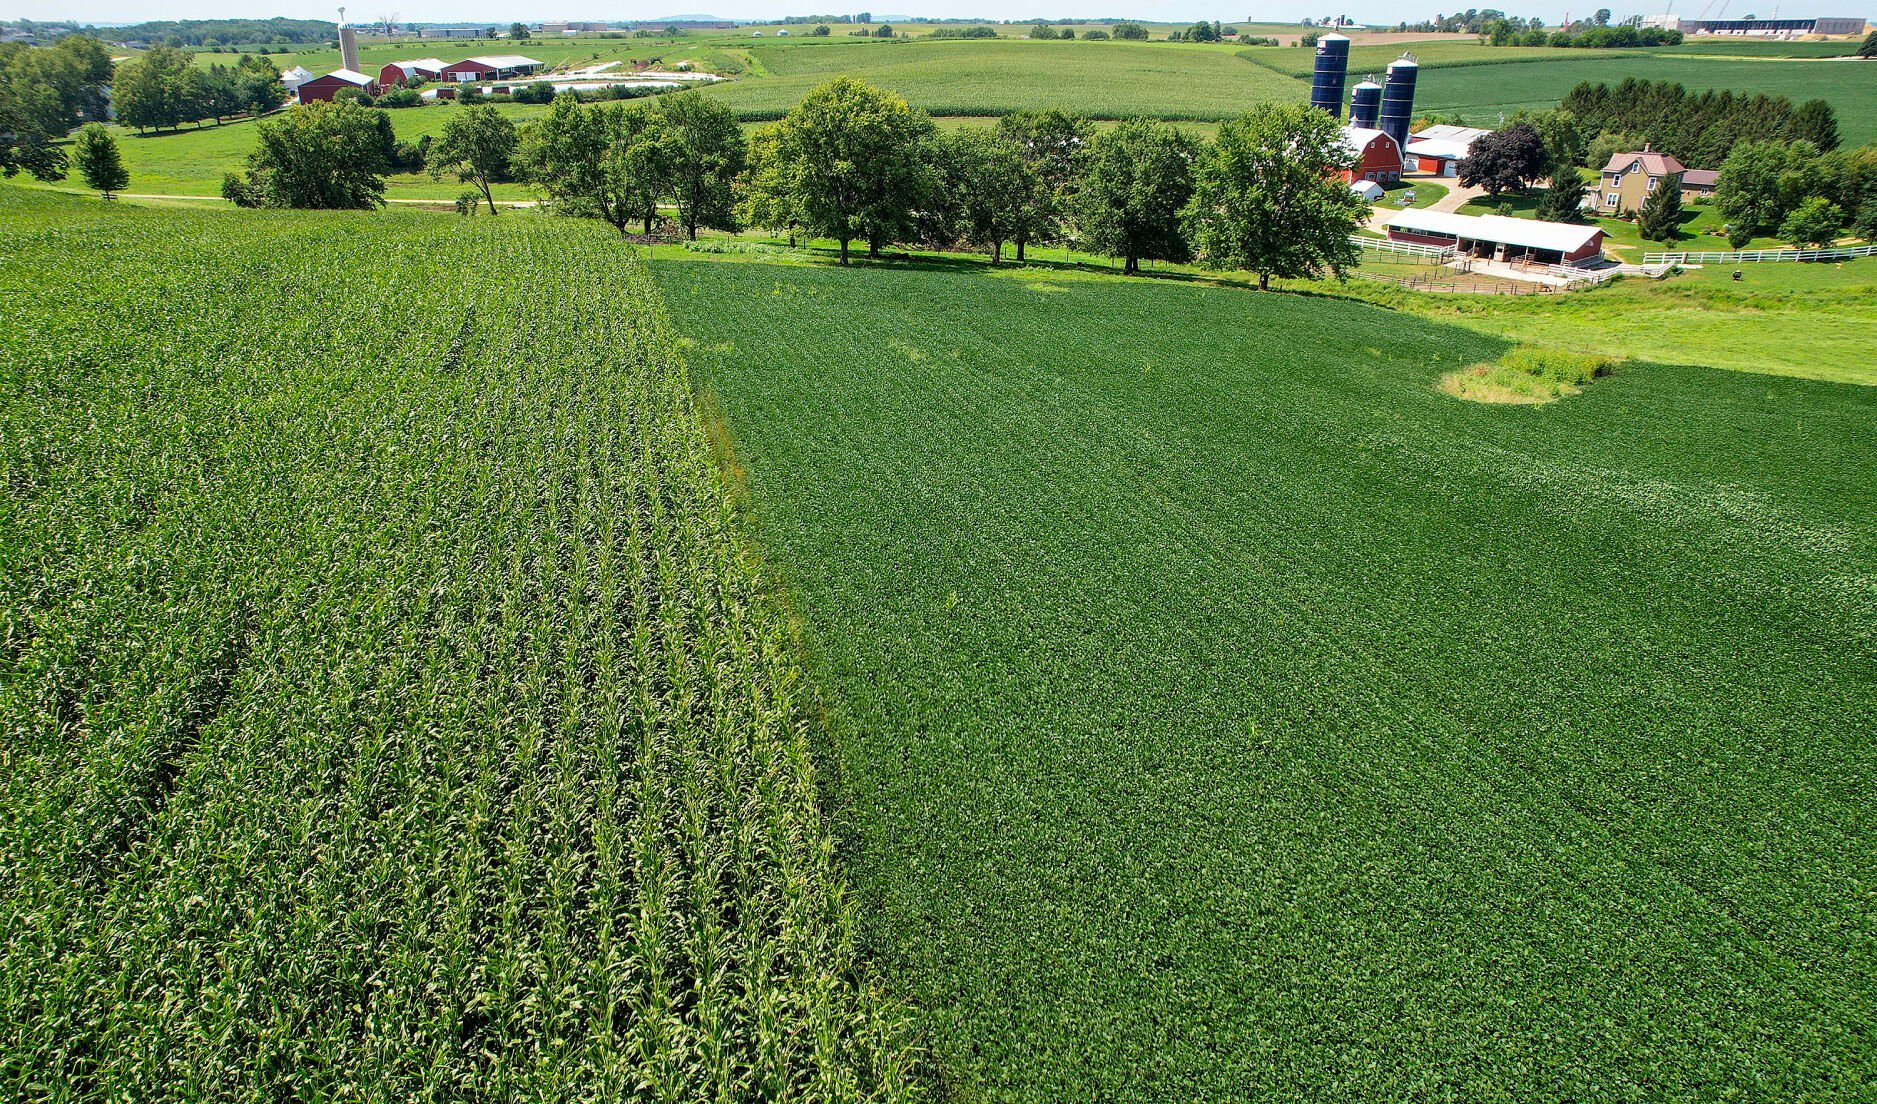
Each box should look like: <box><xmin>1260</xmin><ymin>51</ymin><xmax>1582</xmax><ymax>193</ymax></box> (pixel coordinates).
<box><xmin>439</xmin><ymin>55</ymin><xmax>543</xmax><ymax>81</ymax></box>
<box><xmin>1386</xmin><ymin>209</ymin><xmax>1606</xmax><ymax>265</ymax></box>
<box><xmin>1599</xmin><ymin>145</ymin><xmax>1718</xmax><ymax>211</ymax></box>
<box><xmin>1403</xmin><ymin>123</ymin><xmax>1491</xmax><ymax>177</ymax></box>
<box><xmin>378</xmin><ymin>58</ymin><xmax>446</xmax><ymax>86</ymax></box>
<box><xmin>1338</xmin><ymin>126</ymin><xmax>1404</xmax><ymax>185</ymax></box>
<box><xmin>296</xmin><ymin>69</ymin><xmax>378</xmax><ymax>103</ymax></box>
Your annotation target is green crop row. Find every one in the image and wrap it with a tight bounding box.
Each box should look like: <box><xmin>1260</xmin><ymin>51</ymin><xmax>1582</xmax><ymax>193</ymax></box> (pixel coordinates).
<box><xmin>653</xmin><ymin>253</ymin><xmax>1877</xmax><ymax>1101</ymax></box>
<box><xmin>0</xmin><ymin>189</ymin><xmax>917</xmax><ymax>1102</ymax></box>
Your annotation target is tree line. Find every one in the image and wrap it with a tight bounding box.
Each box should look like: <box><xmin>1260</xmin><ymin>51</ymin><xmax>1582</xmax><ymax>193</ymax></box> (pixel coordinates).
<box><xmin>229</xmin><ymin>79</ymin><xmax>1369</xmax><ymax>288</ymax></box>
<box><xmin>0</xmin><ymin>34</ymin><xmax>111</xmax><ymax>180</ymax></box>
<box><xmin>113</xmin><ymin>46</ymin><xmax>286</xmax><ymax>132</ymax></box>
<box><xmin>1562</xmin><ymin>78</ymin><xmax>1838</xmax><ymax>168</ymax></box>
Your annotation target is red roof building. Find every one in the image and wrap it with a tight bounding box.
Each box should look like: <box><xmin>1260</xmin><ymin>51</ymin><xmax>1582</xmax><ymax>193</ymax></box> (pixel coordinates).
<box><xmin>438</xmin><ymin>55</ymin><xmax>543</xmax><ymax>82</ymax></box>
<box><xmin>378</xmin><ymin>58</ymin><xmax>445</xmax><ymax>87</ymax></box>
<box><xmin>296</xmin><ymin>69</ymin><xmax>378</xmax><ymax>103</ymax></box>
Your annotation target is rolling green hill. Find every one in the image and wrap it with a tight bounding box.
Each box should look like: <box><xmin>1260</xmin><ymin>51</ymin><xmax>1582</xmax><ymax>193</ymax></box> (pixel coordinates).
<box><xmin>657</xmin><ymin>252</ymin><xmax>1877</xmax><ymax>1102</ymax></box>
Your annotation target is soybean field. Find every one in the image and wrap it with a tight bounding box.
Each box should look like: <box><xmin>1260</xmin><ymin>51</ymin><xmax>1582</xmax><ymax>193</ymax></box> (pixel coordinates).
<box><xmin>0</xmin><ymin>190</ymin><xmax>916</xmax><ymax>1102</ymax></box>
<box><xmin>657</xmin><ymin>255</ymin><xmax>1877</xmax><ymax>1102</ymax></box>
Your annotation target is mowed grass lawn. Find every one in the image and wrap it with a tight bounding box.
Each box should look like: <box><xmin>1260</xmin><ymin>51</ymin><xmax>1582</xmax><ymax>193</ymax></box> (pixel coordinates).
<box><xmin>1416</xmin><ymin>55</ymin><xmax>1877</xmax><ymax>147</ymax></box>
<box><xmin>656</xmin><ymin>254</ymin><xmax>1876</xmax><ymax>1101</ymax></box>
<box><xmin>699</xmin><ymin>39</ymin><xmax>1306</xmax><ymax>119</ymax></box>
<box><xmin>36</xmin><ymin>102</ymin><xmax>551</xmax><ymax>200</ymax></box>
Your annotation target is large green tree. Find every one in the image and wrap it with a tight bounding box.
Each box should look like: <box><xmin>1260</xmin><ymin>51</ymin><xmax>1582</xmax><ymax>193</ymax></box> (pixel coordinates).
<box><xmin>650</xmin><ymin>91</ymin><xmax>746</xmax><ymax>240</ymax></box>
<box><xmin>1533</xmin><ymin>158</ymin><xmax>1587</xmax><ymax>223</ymax></box>
<box><xmin>938</xmin><ymin>128</ymin><xmax>1037</xmax><ymax>264</ymax></box>
<box><xmin>1715</xmin><ymin>138</ymin><xmax>1822</xmax><ymax>245</ymax></box>
<box><xmin>517</xmin><ymin>93</ymin><xmax>663</xmax><ymax>236</ymax></box>
<box><xmin>72</xmin><ymin>122</ymin><xmax>128</xmax><ymax>198</ymax></box>
<box><xmin>1778</xmin><ymin>196</ymin><xmax>1843</xmax><ymax>248</ymax></box>
<box><xmin>997</xmin><ymin>109</ymin><xmax>1092</xmax><ymax>261</ymax></box>
<box><xmin>755</xmin><ymin>76</ymin><xmax>935</xmax><ymax>264</ymax></box>
<box><xmin>1073</xmin><ymin>119</ymin><xmax>1197</xmax><ymax>275</ymax></box>
<box><xmin>0</xmin><ymin>34</ymin><xmax>112</xmax><ymax>177</ymax></box>
<box><xmin>1637</xmin><ymin>175</ymin><xmax>1683</xmax><ymax>242</ymax></box>
<box><xmin>233</xmin><ymin>100</ymin><xmax>389</xmax><ymax>209</ymax></box>
<box><xmin>1184</xmin><ymin>103</ymin><xmax>1364</xmax><ymax>290</ymax></box>
<box><xmin>432</xmin><ymin>104</ymin><xmax>517</xmax><ymax>215</ymax></box>
<box><xmin>112</xmin><ymin>45</ymin><xmax>204</xmax><ymax>132</ymax></box>
<box><xmin>737</xmin><ymin>124</ymin><xmax>804</xmax><ymax>245</ymax></box>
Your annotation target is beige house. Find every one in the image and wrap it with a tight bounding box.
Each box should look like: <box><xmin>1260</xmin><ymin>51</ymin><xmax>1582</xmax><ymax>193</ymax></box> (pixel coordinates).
<box><xmin>1599</xmin><ymin>145</ymin><xmax>1689</xmax><ymax>213</ymax></box>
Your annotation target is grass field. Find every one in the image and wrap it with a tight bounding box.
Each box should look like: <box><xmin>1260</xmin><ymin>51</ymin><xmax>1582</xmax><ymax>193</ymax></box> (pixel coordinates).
<box><xmin>697</xmin><ymin>39</ymin><xmax>1306</xmax><ymax>119</ymax></box>
<box><xmin>1241</xmin><ymin>40</ymin><xmax>1652</xmax><ymax>78</ymax></box>
<box><xmin>0</xmin><ymin>188</ymin><xmax>916</xmax><ymax>1100</ymax></box>
<box><xmin>655</xmin><ymin>251</ymin><xmax>1876</xmax><ymax>1101</ymax></box>
<box><xmin>1416</xmin><ymin>55</ymin><xmax>1877</xmax><ymax>146</ymax></box>
<box><xmin>30</xmin><ymin>102</ymin><xmax>551</xmax><ymax>200</ymax></box>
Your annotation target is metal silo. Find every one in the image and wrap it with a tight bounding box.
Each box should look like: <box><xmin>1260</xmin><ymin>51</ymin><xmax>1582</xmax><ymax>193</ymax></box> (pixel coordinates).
<box><xmin>1349</xmin><ymin>79</ymin><xmax>1382</xmax><ymax>130</ymax></box>
<box><xmin>1379</xmin><ymin>55</ymin><xmax>1419</xmax><ymax>152</ymax></box>
<box><xmin>1309</xmin><ymin>34</ymin><xmax>1351</xmax><ymax>118</ymax></box>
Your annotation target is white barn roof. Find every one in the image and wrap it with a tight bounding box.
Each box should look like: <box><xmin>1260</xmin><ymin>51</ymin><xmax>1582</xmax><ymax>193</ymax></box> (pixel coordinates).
<box><xmin>1385</xmin><ymin>209</ymin><xmax>1603</xmax><ymax>254</ymax></box>
<box><xmin>325</xmin><ymin>68</ymin><xmax>375</xmax><ymax>85</ymax></box>
<box><xmin>462</xmin><ymin>55</ymin><xmax>542</xmax><ymax>68</ymax></box>
<box><xmin>389</xmin><ymin>57</ymin><xmax>447</xmax><ymax>73</ymax></box>
<box><xmin>1339</xmin><ymin>126</ymin><xmax>1393</xmax><ymax>156</ymax></box>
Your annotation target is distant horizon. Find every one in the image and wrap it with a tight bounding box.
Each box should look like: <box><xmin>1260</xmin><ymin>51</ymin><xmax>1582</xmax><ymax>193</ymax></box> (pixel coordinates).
<box><xmin>6</xmin><ymin>4</ymin><xmax>1650</xmax><ymax>33</ymax></box>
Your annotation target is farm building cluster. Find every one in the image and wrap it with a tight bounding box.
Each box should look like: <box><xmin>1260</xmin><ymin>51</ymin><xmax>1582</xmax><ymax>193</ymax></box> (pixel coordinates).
<box><xmin>1307</xmin><ymin>32</ymin><xmax>1726</xmax><ymax>275</ymax></box>
<box><xmin>280</xmin><ymin>13</ymin><xmax>545</xmax><ymax>103</ymax></box>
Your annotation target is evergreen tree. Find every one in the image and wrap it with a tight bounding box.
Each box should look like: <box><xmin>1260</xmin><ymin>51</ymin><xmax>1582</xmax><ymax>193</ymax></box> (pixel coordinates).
<box><xmin>72</xmin><ymin>122</ymin><xmax>128</xmax><ymax>198</ymax></box>
<box><xmin>1534</xmin><ymin>160</ymin><xmax>1587</xmax><ymax>223</ymax></box>
<box><xmin>1637</xmin><ymin>176</ymin><xmax>1683</xmax><ymax>242</ymax></box>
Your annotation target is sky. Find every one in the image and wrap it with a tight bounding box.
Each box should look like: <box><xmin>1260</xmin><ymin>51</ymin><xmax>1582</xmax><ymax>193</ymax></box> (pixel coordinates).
<box><xmin>24</xmin><ymin>3</ymin><xmax>1641</xmax><ymax>30</ymax></box>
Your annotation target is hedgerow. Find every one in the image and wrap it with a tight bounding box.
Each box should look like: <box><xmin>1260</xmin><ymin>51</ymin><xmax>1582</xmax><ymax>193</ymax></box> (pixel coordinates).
<box><xmin>0</xmin><ymin>189</ymin><xmax>918</xmax><ymax>1102</ymax></box>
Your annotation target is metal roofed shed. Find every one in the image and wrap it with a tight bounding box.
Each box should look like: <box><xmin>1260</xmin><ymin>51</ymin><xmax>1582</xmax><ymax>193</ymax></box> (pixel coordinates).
<box><xmin>1350</xmin><ymin>179</ymin><xmax>1384</xmax><ymax>202</ymax></box>
<box><xmin>1385</xmin><ymin>209</ymin><xmax>1606</xmax><ymax>265</ymax></box>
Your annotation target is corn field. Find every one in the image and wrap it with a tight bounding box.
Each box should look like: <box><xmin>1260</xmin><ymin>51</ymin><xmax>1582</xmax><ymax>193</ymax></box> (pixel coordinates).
<box><xmin>0</xmin><ymin>190</ymin><xmax>918</xmax><ymax>1102</ymax></box>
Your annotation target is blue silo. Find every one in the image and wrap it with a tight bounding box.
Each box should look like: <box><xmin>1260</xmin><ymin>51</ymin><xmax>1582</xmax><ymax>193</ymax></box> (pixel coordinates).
<box><xmin>1349</xmin><ymin>79</ymin><xmax>1382</xmax><ymax>130</ymax></box>
<box><xmin>1309</xmin><ymin>33</ymin><xmax>1351</xmax><ymax>119</ymax></box>
<box><xmin>1379</xmin><ymin>55</ymin><xmax>1419</xmax><ymax>152</ymax></box>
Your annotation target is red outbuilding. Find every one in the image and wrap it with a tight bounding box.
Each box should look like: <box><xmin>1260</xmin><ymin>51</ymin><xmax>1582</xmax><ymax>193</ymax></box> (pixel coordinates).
<box><xmin>438</xmin><ymin>54</ymin><xmax>543</xmax><ymax>82</ymax></box>
<box><xmin>378</xmin><ymin>57</ymin><xmax>445</xmax><ymax>87</ymax></box>
<box><xmin>296</xmin><ymin>69</ymin><xmax>378</xmax><ymax>103</ymax></box>
<box><xmin>1337</xmin><ymin>126</ymin><xmax>1403</xmax><ymax>185</ymax></box>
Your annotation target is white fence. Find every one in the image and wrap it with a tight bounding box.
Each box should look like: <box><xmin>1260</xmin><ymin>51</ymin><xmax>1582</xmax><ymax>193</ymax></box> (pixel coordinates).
<box><xmin>1354</xmin><ymin>235</ymin><xmax>1455</xmax><ymax>261</ymax></box>
<box><xmin>1643</xmin><ymin>243</ymin><xmax>1877</xmax><ymax>265</ymax></box>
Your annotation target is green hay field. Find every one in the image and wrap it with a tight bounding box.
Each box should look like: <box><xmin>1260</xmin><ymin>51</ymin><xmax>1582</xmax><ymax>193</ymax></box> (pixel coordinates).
<box><xmin>696</xmin><ymin>39</ymin><xmax>1306</xmax><ymax>120</ymax></box>
<box><xmin>1415</xmin><ymin>55</ymin><xmax>1877</xmax><ymax>146</ymax></box>
<box><xmin>656</xmin><ymin>253</ymin><xmax>1877</xmax><ymax>1102</ymax></box>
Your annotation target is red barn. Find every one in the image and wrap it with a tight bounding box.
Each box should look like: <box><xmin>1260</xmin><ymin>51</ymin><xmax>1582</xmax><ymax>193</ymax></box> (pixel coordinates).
<box><xmin>1337</xmin><ymin>126</ymin><xmax>1403</xmax><ymax>185</ymax></box>
<box><xmin>438</xmin><ymin>54</ymin><xmax>543</xmax><ymax>82</ymax></box>
<box><xmin>296</xmin><ymin>69</ymin><xmax>378</xmax><ymax>103</ymax></box>
<box><xmin>378</xmin><ymin>57</ymin><xmax>445</xmax><ymax>87</ymax></box>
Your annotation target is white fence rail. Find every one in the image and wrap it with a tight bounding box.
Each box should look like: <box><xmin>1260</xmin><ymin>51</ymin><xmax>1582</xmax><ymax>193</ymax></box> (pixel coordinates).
<box><xmin>1354</xmin><ymin>235</ymin><xmax>1455</xmax><ymax>261</ymax></box>
<box><xmin>1643</xmin><ymin>243</ymin><xmax>1877</xmax><ymax>265</ymax></box>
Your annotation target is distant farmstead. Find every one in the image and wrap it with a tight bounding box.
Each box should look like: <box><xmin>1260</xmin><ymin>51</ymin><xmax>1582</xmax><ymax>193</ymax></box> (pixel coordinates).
<box><xmin>440</xmin><ymin>55</ymin><xmax>544</xmax><ymax>81</ymax></box>
<box><xmin>1386</xmin><ymin>209</ymin><xmax>1606</xmax><ymax>265</ymax></box>
<box><xmin>1338</xmin><ymin>126</ymin><xmax>1404</xmax><ymax>185</ymax></box>
<box><xmin>296</xmin><ymin>69</ymin><xmax>379</xmax><ymax>103</ymax></box>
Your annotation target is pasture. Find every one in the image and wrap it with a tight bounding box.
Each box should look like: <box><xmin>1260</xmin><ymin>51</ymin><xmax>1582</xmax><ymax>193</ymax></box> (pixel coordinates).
<box><xmin>656</xmin><ymin>251</ymin><xmax>1876</xmax><ymax>1102</ymax></box>
<box><xmin>0</xmin><ymin>188</ymin><xmax>915</xmax><ymax>1101</ymax></box>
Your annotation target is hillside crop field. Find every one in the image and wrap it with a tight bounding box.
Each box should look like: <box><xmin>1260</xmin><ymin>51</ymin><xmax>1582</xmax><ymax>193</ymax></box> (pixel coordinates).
<box><xmin>656</xmin><ymin>254</ymin><xmax>1877</xmax><ymax>1101</ymax></box>
<box><xmin>0</xmin><ymin>189</ymin><xmax>916</xmax><ymax>1101</ymax></box>
<box><xmin>1415</xmin><ymin>55</ymin><xmax>1877</xmax><ymax>146</ymax></box>
<box><xmin>697</xmin><ymin>39</ymin><xmax>1305</xmax><ymax>119</ymax></box>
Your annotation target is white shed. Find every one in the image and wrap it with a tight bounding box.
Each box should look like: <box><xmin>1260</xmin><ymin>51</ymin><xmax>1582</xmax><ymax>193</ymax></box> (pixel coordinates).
<box><xmin>1349</xmin><ymin>179</ymin><xmax>1384</xmax><ymax>203</ymax></box>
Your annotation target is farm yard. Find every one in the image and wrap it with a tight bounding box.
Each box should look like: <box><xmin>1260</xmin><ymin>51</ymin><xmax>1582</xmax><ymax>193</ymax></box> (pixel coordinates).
<box><xmin>5</xmin><ymin>11</ymin><xmax>1877</xmax><ymax>1103</ymax></box>
<box><xmin>655</xmin><ymin>252</ymin><xmax>1877</xmax><ymax>1101</ymax></box>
